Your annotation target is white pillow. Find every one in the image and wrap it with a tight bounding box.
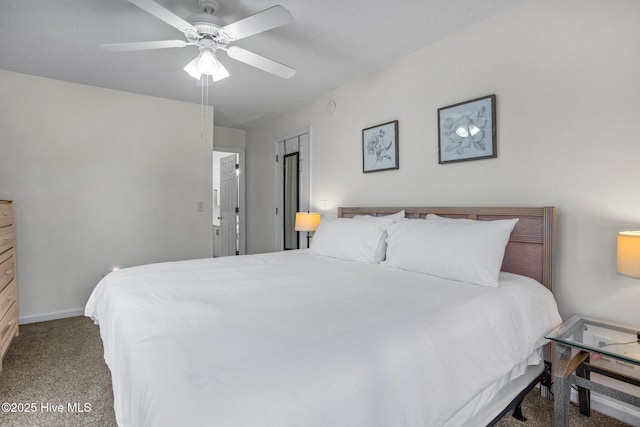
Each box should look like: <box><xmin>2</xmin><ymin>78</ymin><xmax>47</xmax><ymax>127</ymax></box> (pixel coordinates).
<box><xmin>353</xmin><ymin>210</ymin><xmax>406</xmax><ymax>261</ymax></box>
<box><xmin>353</xmin><ymin>210</ymin><xmax>406</xmax><ymax>222</ymax></box>
<box><xmin>384</xmin><ymin>217</ymin><xmax>519</xmax><ymax>287</ymax></box>
<box><xmin>310</xmin><ymin>216</ymin><xmax>393</xmax><ymax>263</ymax></box>
<box><xmin>425</xmin><ymin>213</ymin><xmax>463</xmax><ymax>222</ymax></box>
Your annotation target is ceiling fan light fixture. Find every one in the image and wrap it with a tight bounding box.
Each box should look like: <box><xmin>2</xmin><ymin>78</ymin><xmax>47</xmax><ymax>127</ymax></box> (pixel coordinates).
<box><xmin>211</xmin><ymin>62</ymin><xmax>230</xmax><ymax>82</ymax></box>
<box><xmin>184</xmin><ymin>56</ymin><xmax>202</xmax><ymax>80</ymax></box>
<box><xmin>184</xmin><ymin>51</ymin><xmax>229</xmax><ymax>82</ymax></box>
<box><xmin>198</xmin><ymin>50</ymin><xmax>218</xmax><ymax>75</ymax></box>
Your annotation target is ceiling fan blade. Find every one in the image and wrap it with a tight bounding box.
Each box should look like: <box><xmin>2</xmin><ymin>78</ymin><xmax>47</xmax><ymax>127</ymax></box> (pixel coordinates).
<box><xmin>221</xmin><ymin>5</ymin><xmax>293</xmax><ymax>41</ymax></box>
<box><xmin>101</xmin><ymin>40</ymin><xmax>188</xmax><ymax>52</ymax></box>
<box><xmin>128</xmin><ymin>0</ymin><xmax>197</xmax><ymax>34</ymax></box>
<box><xmin>226</xmin><ymin>46</ymin><xmax>296</xmax><ymax>79</ymax></box>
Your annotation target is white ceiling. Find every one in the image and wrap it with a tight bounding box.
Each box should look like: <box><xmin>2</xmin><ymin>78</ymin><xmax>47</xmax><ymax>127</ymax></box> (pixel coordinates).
<box><xmin>0</xmin><ymin>0</ymin><xmax>525</xmax><ymax>129</ymax></box>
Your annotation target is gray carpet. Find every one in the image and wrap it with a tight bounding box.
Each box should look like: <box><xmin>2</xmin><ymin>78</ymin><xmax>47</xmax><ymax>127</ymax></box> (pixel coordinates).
<box><xmin>0</xmin><ymin>316</ymin><xmax>631</xmax><ymax>426</ymax></box>
<box><xmin>0</xmin><ymin>316</ymin><xmax>116</xmax><ymax>427</ymax></box>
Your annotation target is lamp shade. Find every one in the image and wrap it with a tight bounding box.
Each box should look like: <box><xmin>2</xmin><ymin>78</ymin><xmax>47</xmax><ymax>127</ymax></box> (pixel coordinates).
<box><xmin>617</xmin><ymin>231</ymin><xmax>640</xmax><ymax>278</ymax></box>
<box><xmin>295</xmin><ymin>212</ymin><xmax>321</xmax><ymax>232</ymax></box>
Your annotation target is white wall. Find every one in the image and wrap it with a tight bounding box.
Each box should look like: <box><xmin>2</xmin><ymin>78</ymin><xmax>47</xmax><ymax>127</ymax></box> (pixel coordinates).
<box><xmin>246</xmin><ymin>0</ymin><xmax>640</xmax><ymax>325</ymax></box>
<box><xmin>214</xmin><ymin>126</ymin><xmax>246</xmax><ymax>150</ymax></box>
<box><xmin>0</xmin><ymin>70</ymin><xmax>214</xmax><ymax>322</ymax></box>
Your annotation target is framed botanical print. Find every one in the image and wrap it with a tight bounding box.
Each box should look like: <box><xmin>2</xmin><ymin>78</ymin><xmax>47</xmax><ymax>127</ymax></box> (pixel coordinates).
<box><xmin>438</xmin><ymin>95</ymin><xmax>496</xmax><ymax>164</ymax></box>
<box><xmin>362</xmin><ymin>120</ymin><xmax>399</xmax><ymax>173</ymax></box>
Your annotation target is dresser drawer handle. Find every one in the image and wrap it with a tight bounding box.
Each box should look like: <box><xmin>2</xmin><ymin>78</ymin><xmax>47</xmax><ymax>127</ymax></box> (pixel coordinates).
<box><xmin>7</xmin><ymin>293</ymin><xmax>14</xmax><ymax>302</ymax></box>
<box><xmin>1</xmin><ymin>320</ymin><xmax>16</xmax><ymax>336</ymax></box>
<box><xmin>4</xmin><ymin>269</ymin><xmax>13</xmax><ymax>276</ymax></box>
<box><xmin>2</xmin><ymin>237</ymin><xmax>10</xmax><ymax>242</ymax></box>
<box><xmin>1</xmin><ymin>212</ymin><xmax>8</xmax><ymax>216</ymax></box>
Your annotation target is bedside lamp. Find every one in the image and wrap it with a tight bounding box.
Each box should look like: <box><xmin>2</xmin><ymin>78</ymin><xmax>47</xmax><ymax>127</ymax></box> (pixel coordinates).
<box><xmin>617</xmin><ymin>231</ymin><xmax>640</xmax><ymax>278</ymax></box>
<box><xmin>617</xmin><ymin>231</ymin><xmax>640</xmax><ymax>342</ymax></box>
<box><xmin>295</xmin><ymin>212</ymin><xmax>321</xmax><ymax>247</ymax></box>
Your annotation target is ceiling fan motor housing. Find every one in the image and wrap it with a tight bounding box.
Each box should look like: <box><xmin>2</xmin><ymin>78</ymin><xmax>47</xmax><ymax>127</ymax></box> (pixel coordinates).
<box><xmin>189</xmin><ymin>0</ymin><xmax>225</xmax><ymax>39</ymax></box>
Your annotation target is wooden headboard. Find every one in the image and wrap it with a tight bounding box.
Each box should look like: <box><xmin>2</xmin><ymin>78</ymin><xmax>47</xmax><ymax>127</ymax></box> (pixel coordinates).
<box><xmin>338</xmin><ymin>207</ymin><xmax>556</xmax><ymax>292</ymax></box>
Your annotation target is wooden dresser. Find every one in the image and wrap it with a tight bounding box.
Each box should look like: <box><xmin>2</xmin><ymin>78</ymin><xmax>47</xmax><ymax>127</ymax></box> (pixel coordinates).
<box><xmin>0</xmin><ymin>200</ymin><xmax>18</xmax><ymax>371</ymax></box>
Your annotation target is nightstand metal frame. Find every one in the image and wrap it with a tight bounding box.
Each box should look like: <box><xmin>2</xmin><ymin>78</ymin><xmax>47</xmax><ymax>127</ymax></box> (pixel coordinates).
<box><xmin>547</xmin><ymin>316</ymin><xmax>640</xmax><ymax>427</ymax></box>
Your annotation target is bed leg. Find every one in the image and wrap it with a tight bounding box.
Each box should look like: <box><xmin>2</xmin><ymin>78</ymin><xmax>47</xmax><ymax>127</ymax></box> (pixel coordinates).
<box><xmin>512</xmin><ymin>400</ymin><xmax>527</xmax><ymax>422</ymax></box>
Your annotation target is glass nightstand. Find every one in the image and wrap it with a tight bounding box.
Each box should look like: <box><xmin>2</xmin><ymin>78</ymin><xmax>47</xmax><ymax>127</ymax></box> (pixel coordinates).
<box><xmin>545</xmin><ymin>314</ymin><xmax>640</xmax><ymax>426</ymax></box>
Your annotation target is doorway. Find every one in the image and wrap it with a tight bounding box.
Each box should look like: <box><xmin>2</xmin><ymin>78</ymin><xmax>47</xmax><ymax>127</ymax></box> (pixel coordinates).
<box><xmin>213</xmin><ymin>147</ymin><xmax>245</xmax><ymax>257</ymax></box>
<box><xmin>275</xmin><ymin>129</ymin><xmax>310</xmax><ymax>250</ymax></box>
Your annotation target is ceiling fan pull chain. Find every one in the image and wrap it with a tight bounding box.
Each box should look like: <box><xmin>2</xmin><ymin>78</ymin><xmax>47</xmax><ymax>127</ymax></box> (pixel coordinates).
<box><xmin>201</xmin><ymin>76</ymin><xmax>211</xmax><ymax>142</ymax></box>
<box><xmin>201</xmin><ymin>77</ymin><xmax>205</xmax><ymax>139</ymax></box>
<box><xmin>205</xmin><ymin>77</ymin><xmax>210</xmax><ymax>140</ymax></box>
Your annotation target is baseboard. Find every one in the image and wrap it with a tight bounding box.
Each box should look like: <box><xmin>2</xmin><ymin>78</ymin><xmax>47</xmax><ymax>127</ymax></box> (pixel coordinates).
<box><xmin>571</xmin><ymin>388</ymin><xmax>640</xmax><ymax>426</ymax></box>
<box><xmin>19</xmin><ymin>308</ymin><xmax>85</xmax><ymax>325</ymax></box>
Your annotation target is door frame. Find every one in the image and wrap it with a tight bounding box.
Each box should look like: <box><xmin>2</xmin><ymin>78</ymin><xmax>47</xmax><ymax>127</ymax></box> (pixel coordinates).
<box><xmin>213</xmin><ymin>145</ymin><xmax>246</xmax><ymax>255</ymax></box>
<box><xmin>275</xmin><ymin>128</ymin><xmax>311</xmax><ymax>251</ymax></box>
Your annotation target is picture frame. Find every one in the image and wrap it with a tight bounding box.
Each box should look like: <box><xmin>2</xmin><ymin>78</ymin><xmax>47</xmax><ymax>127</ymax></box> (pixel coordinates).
<box><xmin>438</xmin><ymin>94</ymin><xmax>496</xmax><ymax>164</ymax></box>
<box><xmin>362</xmin><ymin>120</ymin><xmax>399</xmax><ymax>173</ymax></box>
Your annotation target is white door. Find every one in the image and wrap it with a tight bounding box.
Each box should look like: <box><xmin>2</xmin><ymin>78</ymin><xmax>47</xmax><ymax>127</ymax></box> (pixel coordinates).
<box><xmin>219</xmin><ymin>154</ymin><xmax>238</xmax><ymax>256</ymax></box>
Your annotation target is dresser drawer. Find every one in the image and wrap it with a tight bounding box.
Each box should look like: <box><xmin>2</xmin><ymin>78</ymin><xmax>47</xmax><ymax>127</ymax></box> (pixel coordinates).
<box><xmin>0</xmin><ymin>301</ymin><xmax>18</xmax><ymax>362</ymax></box>
<box><xmin>0</xmin><ymin>280</ymin><xmax>17</xmax><ymax>320</ymax></box>
<box><xmin>0</xmin><ymin>225</ymin><xmax>15</xmax><ymax>254</ymax></box>
<box><xmin>0</xmin><ymin>252</ymin><xmax>15</xmax><ymax>292</ymax></box>
<box><xmin>0</xmin><ymin>203</ymin><xmax>13</xmax><ymax>227</ymax></box>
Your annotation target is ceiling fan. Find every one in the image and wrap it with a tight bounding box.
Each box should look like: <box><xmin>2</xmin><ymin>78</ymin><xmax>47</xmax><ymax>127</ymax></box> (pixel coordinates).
<box><xmin>101</xmin><ymin>0</ymin><xmax>296</xmax><ymax>82</ymax></box>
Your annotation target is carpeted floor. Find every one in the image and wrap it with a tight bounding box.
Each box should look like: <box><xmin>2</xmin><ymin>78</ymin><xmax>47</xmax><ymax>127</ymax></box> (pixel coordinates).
<box><xmin>0</xmin><ymin>316</ymin><xmax>632</xmax><ymax>426</ymax></box>
<box><xmin>0</xmin><ymin>316</ymin><xmax>116</xmax><ymax>427</ymax></box>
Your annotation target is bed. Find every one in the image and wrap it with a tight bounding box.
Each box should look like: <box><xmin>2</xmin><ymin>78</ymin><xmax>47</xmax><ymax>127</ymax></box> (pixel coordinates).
<box><xmin>85</xmin><ymin>206</ymin><xmax>561</xmax><ymax>427</ymax></box>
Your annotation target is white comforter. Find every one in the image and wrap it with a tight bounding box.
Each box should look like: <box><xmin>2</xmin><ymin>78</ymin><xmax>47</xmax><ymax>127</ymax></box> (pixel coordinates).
<box><xmin>85</xmin><ymin>250</ymin><xmax>561</xmax><ymax>427</ymax></box>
